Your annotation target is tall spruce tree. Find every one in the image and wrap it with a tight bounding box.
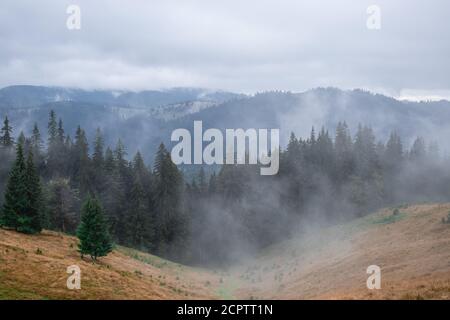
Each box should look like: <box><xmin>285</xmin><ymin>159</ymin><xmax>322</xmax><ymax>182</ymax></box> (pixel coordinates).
<box><xmin>47</xmin><ymin>110</ymin><xmax>59</xmax><ymax>177</ymax></box>
<box><xmin>1</xmin><ymin>143</ymin><xmax>43</xmax><ymax>234</ymax></box>
<box><xmin>108</xmin><ymin>139</ymin><xmax>132</xmax><ymax>243</ymax></box>
<box><xmin>334</xmin><ymin>121</ymin><xmax>354</xmax><ymax>183</ymax></box>
<box><xmin>0</xmin><ymin>116</ymin><xmax>14</xmax><ymax>147</ymax></box>
<box><xmin>17</xmin><ymin>131</ymin><xmax>26</xmax><ymax>148</ymax></box>
<box><xmin>72</xmin><ymin>126</ymin><xmax>91</xmax><ymax>194</ymax></box>
<box><xmin>383</xmin><ymin>132</ymin><xmax>403</xmax><ymax>171</ymax></box>
<box><xmin>122</xmin><ymin>151</ymin><xmax>153</xmax><ymax>249</ymax></box>
<box><xmin>410</xmin><ymin>137</ymin><xmax>426</xmax><ymax>162</ymax></box>
<box><xmin>1</xmin><ymin>144</ymin><xmax>27</xmax><ymax>229</ymax></box>
<box><xmin>92</xmin><ymin>128</ymin><xmax>105</xmax><ymax>194</ymax></box>
<box><xmin>128</xmin><ymin>175</ymin><xmax>153</xmax><ymax>249</ymax></box>
<box><xmin>47</xmin><ymin>110</ymin><xmax>58</xmax><ymax>147</ymax></box>
<box><xmin>23</xmin><ymin>150</ymin><xmax>43</xmax><ymax>233</ymax></box>
<box><xmin>47</xmin><ymin>178</ymin><xmax>79</xmax><ymax>233</ymax></box>
<box><xmin>104</xmin><ymin>147</ymin><xmax>115</xmax><ymax>174</ymax></box>
<box><xmin>31</xmin><ymin>123</ymin><xmax>42</xmax><ymax>152</ymax></box>
<box><xmin>92</xmin><ymin>128</ymin><xmax>104</xmax><ymax>170</ymax></box>
<box><xmin>153</xmin><ymin>143</ymin><xmax>185</xmax><ymax>256</ymax></box>
<box><xmin>77</xmin><ymin>197</ymin><xmax>112</xmax><ymax>261</ymax></box>
<box><xmin>57</xmin><ymin>119</ymin><xmax>65</xmax><ymax>145</ymax></box>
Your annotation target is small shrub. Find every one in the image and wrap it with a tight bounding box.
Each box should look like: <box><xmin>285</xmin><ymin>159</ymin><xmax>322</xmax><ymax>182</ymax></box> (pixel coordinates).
<box><xmin>393</xmin><ymin>208</ymin><xmax>400</xmax><ymax>216</ymax></box>
<box><xmin>35</xmin><ymin>248</ymin><xmax>43</xmax><ymax>255</ymax></box>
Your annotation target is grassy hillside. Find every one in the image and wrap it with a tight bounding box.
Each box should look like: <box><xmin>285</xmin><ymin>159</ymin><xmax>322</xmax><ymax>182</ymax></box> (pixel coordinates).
<box><xmin>0</xmin><ymin>229</ymin><xmax>217</xmax><ymax>299</ymax></box>
<box><xmin>1</xmin><ymin>203</ymin><xmax>449</xmax><ymax>300</ymax></box>
<box><xmin>227</xmin><ymin>203</ymin><xmax>450</xmax><ymax>300</ymax></box>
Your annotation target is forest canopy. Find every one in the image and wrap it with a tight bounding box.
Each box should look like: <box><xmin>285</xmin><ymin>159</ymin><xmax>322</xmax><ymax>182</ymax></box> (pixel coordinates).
<box><xmin>0</xmin><ymin>112</ymin><xmax>449</xmax><ymax>265</ymax></box>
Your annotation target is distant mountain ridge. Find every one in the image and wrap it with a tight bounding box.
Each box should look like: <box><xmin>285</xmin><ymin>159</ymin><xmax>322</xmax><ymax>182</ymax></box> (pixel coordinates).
<box><xmin>0</xmin><ymin>85</ymin><xmax>243</xmax><ymax>109</ymax></box>
<box><xmin>1</xmin><ymin>85</ymin><xmax>450</xmax><ymax>163</ymax></box>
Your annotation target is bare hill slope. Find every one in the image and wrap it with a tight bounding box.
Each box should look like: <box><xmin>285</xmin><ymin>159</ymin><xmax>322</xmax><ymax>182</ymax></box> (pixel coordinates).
<box><xmin>0</xmin><ymin>203</ymin><xmax>449</xmax><ymax>299</ymax></box>
<box><xmin>225</xmin><ymin>203</ymin><xmax>450</xmax><ymax>299</ymax></box>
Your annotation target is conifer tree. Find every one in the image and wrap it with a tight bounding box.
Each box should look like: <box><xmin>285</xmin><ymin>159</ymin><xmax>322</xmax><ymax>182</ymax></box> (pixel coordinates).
<box><xmin>354</xmin><ymin>125</ymin><xmax>378</xmax><ymax>179</ymax></box>
<box><xmin>334</xmin><ymin>121</ymin><xmax>354</xmax><ymax>183</ymax></box>
<box><xmin>72</xmin><ymin>126</ymin><xmax>91</xmax><ymax>194</ymax></box>
<box><xmin>107</xmin><ymin>139</ymin><xmax>132</xmax><ymax>243</ymax></box>
<box><xmin>17</xmin><ymin>131</ymin><xmax>26</xmax><ymax>148</ymax></box>
<box><xmin>23</xmin><ymin>150</ymin><xmax>43</xmax><ymax>233</ymax></box>
<box><xmin>316</xmin><ymin>127</ymin><xmax>334</xmax><ymax>173</ymax></box>
<box><xmin>57</xmin><ymin>119</ymin><xmax>65</xmax><ymax>145</ymax></box>
<box><xmin>1</xmin><ymin>144</ymin><xmax>28</xmax><ymax>230</ymax></box>
<box><xmin>31</xmin><ymin>123</ymin><xmax>43</xmax><ymax>156</ymax></box>
<box><xmin>287</xmin><ymin>132</ymin><xmax>300</xmax><ymax>158</ymax></box>
<box><xmin>132</xmin><ymin>151</ymin><xmax>152</xmax><ymax>193</ymax></box>
<box><xmin>92</xmin><ymin>128</ymin><xmax>105</xmax><ymax>194</ymax></box>
<box><xmin>104</xmin><ymin>147</ymin><xmax>115</xmax><ymax>174</ymax></box>
<box><xmin>77</xmin><ymin>197</ymin><xmax>112</xmax><ymax>261</ymax></box>
<box><xmin>48</xmin><ymin>110</ymin><xmax>58</xmax><ymax>146</ymax></box>
<box><xmin>0</xmin><ymin>116</ymin><xmax>14</xmax><ymax>147</ymax></box>
<box><xmin>383</xmin><ymin>132</ymin><xmax>403</xmax><ymax>171</ymax></box>
<box><xmin>47</xmin><ymin>178</ymin><xmax>79</xmax><ymax>232</ymax></box>
<box><xmin>410</xmin><ymin>137</ymin><xmax>426</xmax><ymax>162</ymax></box>
<box><xmin>128</xmin><ymin>175</ymin><xmax>153</xmax><ymax>249</ymax></box>
<box><xmin>92</xmin><ymin>128</ymin><xmax>104</xmax><ymax>170</ymax></box>
<box><xmin>123</xmin><ymin>151</ymin><xmax>153</xmax><ymax>249</ymax></box>
<box><xmin>47</xmin><ymin>110</ymin><xmax>60</xmax><ymax>177</ymax></box>
<box><xmin>114</xmin><ymin>139</ymin><xmax>128</xmax><ymax>175</ymax></box>
<box><xmin>153</xmin><ymin>143</ymin><xmax>185</xmax><ymax>256</ymax></box>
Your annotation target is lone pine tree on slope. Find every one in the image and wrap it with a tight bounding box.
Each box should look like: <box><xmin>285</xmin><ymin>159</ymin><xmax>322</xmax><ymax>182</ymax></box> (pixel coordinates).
<box><xmin>77</xmin><ymin>196</ymin><xmax>113</xmax><ymax>261</ymax></box>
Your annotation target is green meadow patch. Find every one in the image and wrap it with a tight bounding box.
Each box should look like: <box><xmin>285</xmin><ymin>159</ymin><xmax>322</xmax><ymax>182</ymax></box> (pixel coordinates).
<box><xmin>371</xmin><ymin>211</ymin><xmax>406</xmax><ymax>225</ymax></box>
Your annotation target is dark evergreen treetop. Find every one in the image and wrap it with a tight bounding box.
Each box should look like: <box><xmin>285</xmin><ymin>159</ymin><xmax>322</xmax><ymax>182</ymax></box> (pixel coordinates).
<box><xmin>93</xmin><ymin>128</ymin><xmax>104</xmax><ymax>169</ymax></box>
<box><xmin>47</xmin><ymin>110</ymin><xmax>57</xmax><ymax>146</ymax></box>
<box><xmin>1</xmin><ymin>143</ymin><xmax>27</xmax><ymax>229</ymax></box>
<box><xmin>77</xmin><ymin>196</ymin><xmax>113</xmax><ymax>261</ymax></box>
<box><xmin>23</xmin><ymin>150</ymin><xmax>43</xmax><ymax>234</ymax></box>
<box><xmin>31</xmin><ymin>122</ymin><xmax>43</xmax><ymax>153</ymax></box>
<box><xmin>0</xmin><ymin>116</ymin><xmax>14</xmax><ymax>147</ymax></box>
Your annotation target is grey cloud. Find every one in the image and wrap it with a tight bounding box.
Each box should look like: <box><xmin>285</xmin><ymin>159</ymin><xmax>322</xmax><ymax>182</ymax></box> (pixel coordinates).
<box><xmin>0</xmin><ymin>0</ymin><xmax>449</xmax><ymax>96</ymax></box>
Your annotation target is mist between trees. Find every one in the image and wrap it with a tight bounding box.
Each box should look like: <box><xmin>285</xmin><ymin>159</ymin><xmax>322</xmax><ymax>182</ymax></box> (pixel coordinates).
<box><xmin>1</xmin><ymin>111</ymin><xmax>449</xmax><ymax>265</ymax></box>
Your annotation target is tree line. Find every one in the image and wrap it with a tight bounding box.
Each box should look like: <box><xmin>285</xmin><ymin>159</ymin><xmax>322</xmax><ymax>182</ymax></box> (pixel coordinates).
<box><xmin>0</xmin><ymin>111</ymin><xmax>186</xmax><ymax>261</ymax></box>
<box><xmin>183</xmin><ymin>122</ymin><xmax>450</xmax><ymax>264</ymax></box>
<box><xmin>1</xmin><ymin>113</ymin><xmax>449</xmax><ymax>264</ymax></box>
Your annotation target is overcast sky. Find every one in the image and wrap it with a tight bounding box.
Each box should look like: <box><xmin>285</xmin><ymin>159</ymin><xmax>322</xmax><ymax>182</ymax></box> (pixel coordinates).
<box><xmin>1</xmin><ymin>0</ymin><xmax>449</xmax><ymax>99</ymax></box>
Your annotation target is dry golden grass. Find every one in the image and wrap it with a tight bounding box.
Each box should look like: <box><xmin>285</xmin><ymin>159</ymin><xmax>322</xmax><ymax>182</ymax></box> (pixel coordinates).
<box><xmin>1</xmin><ymin>203</ymin><xmax>449</xmax><ymax>300</ymax></box>
<box><xmin>229</xmin><ymin>203</ymin><xmax>450</xmax><ymax>300</ymax></box>
<box><xmin>0</xmin><ymin>229</ymin><xmax>217</xmax><ymax>299</ymax></box>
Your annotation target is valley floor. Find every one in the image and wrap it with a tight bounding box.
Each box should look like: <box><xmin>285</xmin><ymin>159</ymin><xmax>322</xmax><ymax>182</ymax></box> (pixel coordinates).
<box><xmin>0</xmin><ymin>203</ymin><xmax>449</xmax><ymax>299</ymax></box>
